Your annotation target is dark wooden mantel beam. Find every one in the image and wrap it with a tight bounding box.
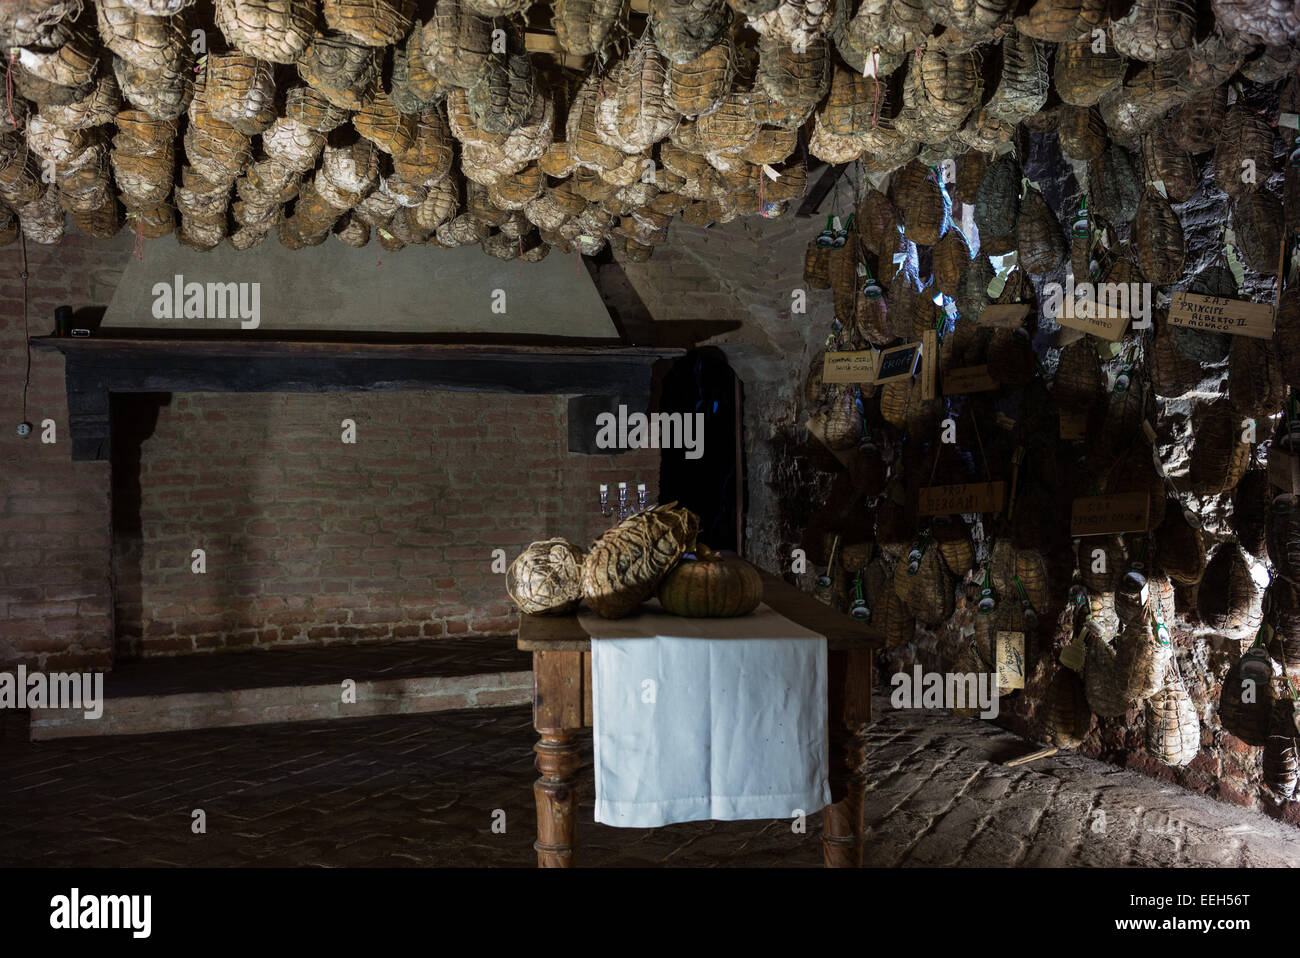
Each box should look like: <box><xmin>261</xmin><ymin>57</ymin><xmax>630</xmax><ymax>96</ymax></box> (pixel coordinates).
<box><xmin>32</xmin><ymin>336</ymin><xmax>682</xmax><ymax>461</ymax></box>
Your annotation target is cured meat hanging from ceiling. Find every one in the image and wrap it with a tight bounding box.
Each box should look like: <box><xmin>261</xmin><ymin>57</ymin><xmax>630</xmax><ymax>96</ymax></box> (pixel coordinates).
<box><xmin>0</xmin><ymin>0</ymin><xmax>1289</xmax><ymax>261</ymax></box>
<box><xmin>788</xmin><ymin>0</ymin><xmax>1300</xmax><ymax>784</ymax></box>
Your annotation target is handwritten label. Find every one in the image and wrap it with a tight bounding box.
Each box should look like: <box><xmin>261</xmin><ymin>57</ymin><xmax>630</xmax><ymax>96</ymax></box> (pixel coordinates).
<box><xmin>875</xmin><ymin>342</ymin><xmax>921</xmax><ymax>384</ymax></box>
<box><xmin>1069</xmin><ymin>492</ymin><xmax>1150</xmax><ymax>536</ymax></box>
<box><xmin>979</xmin><ymin>303</ymin><xmax>1030</xmax><ymax>329</ymax></box>
<box><xmin>943</xmin><ymin>364</ymin><xmax>999</xmax><ymax>395</ymax></box>
<box><xmin>822</xmin><ymin>350</ymin><xmax>878</xmax><ymax>384</ymax></box>
<box><xmin>917</xmin><ymin>481</ymin><xmax>1007</xmax><ymax>516</ymax></box>
<box><xmin>1168</xmin><ymin>291</ymin><xmax>1275</xmax><ymax>340</ymax></box>
<box><xmin>1054</xmin><ymin>301</ymin><xmax>1130</xmax><ymax>341</ymax></box>
<box><xmin>1059</xmin><ymin>410</ymin><xmax>1088</xmax><ymax>439</ymax></box>
<box><xmin>996</xmin><ymin>631</ymin><xmax>1026</xmax><ymax>691</ymax></box>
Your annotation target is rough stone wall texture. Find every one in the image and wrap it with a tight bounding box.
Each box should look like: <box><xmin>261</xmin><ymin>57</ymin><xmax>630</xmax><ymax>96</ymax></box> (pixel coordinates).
<box><xmin>113</xmin><ymin>390</ymin><xmax>655</xmax><ymax>658</ymax></box>
<box><xmin>596</xmin><ymin>210</ymin><xmax>847</xmax><ymax>574</ymax></box>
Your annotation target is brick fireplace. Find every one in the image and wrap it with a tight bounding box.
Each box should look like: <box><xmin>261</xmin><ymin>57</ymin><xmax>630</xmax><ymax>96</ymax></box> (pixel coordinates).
<box><xmin>29</xmin><ymin>335</ymin><xmax>671</xmax><ymax>666</ymax></box>
<box><xmin>111</xmin><ymin>389</ymin><xmax>659</xmax><ymax>660</ymax></box>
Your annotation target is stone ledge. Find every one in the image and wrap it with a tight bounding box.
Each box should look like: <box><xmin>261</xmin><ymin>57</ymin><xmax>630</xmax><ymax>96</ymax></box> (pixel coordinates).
<box><xmin>29</xmin><ymin>671</ymin><xmax>533</xmax><ymax>740</ymax></box>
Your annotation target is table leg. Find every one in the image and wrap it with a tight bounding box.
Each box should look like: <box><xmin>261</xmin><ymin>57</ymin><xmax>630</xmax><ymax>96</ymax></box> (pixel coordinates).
<box><xmin>534</xmin><ymin>729</ymin><xmax>581</xmax><ymax>867</ymax></box>
<box><xmin>532</xmin><ymin>650</ymin><xmax>586</xmax><ymax>868</ymax></box>
<box><xmin>823</xmin><ymin>648</ymin><xmax>872</xmax><ymax>868</ymax></box>
<box><xmin>823</xmin><ymin>731</ymin><xmax>869</xmax><ymax>867</ymax></box>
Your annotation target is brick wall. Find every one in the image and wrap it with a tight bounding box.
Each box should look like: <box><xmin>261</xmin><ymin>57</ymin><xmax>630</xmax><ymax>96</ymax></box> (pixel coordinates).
<box><xmin>2</xmin><ymin>218</ymin><xmax>813</xmax><ymax>671</ymax></box>
<box><xmin>0</xmin><ymin>230</ymin><xmax>133</xmax><ymax>671</ymax></box>
<box><xmin>113</xmin><ymin>390</ymin><xmax>658</xmax><ymax>658</ymax></box>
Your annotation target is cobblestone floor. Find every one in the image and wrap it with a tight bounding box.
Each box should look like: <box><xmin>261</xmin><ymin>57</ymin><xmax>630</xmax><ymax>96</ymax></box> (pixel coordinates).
<box><xmin>2</xmin><ymin>698</ymin><xmax>1299</xmax><ymax>867</ymax></box>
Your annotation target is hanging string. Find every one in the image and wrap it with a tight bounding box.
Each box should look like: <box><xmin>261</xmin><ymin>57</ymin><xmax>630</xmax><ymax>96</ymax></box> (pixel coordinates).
<box><xmin>870</xmin><ymin>54</ymin><xmax>881</xmax><ymax>129</ymax></box>
<box><xmin>928</xmin><ymin>422</ymin><xmax>944</xmax><ymax>483</ymax></box>
<box><xmin>124</xmin><ymin>212</ymin><xmax>144</xmax><ymax>262</ymax></box>
<box><xmin>968</xmin><ymin>403</ymin><xmax>991</xmax><ymax>482</ymax></box>
<box><xmin>5</xmin><ymin>49</ymin><xmax>16</xmax><ymax>132</ymax></box>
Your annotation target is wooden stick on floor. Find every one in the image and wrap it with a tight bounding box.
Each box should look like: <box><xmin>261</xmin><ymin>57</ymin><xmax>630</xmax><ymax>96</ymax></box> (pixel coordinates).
<box><xmin>1003</xmin><ymin>746</ymin><xmax>1059</xmax><ymax>768</ymax></box>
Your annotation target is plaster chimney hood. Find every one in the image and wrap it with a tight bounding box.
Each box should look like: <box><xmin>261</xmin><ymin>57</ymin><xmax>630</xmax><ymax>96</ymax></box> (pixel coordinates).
<box><xmin>98</xmin><ymin>235</ymin><xmax>624</xmax><ymax>338</ymax></box>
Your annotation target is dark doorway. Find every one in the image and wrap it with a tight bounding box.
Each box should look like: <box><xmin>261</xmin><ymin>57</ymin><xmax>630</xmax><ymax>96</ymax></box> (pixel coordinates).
<box><xmin>657</xmin><ymin>349</ymin><xmax>743</xmax><ymax>553</ymax></box>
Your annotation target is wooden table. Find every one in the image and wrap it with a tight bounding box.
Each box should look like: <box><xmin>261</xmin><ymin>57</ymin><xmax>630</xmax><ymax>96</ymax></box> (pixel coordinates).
<box><xmin>515</xmin><ymin>572</ymin><xmax>883</xmax><ymax>867</ymax></box>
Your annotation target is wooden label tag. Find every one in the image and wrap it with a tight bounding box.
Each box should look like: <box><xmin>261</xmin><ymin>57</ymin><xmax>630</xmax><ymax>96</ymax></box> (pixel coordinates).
<box><xmin>1059</xmin><ymin>410</ymin><xmax>1088</xmax><ymax>439</ymax></box>
<box><xmin>1168</xmin><ymin>291</ymin><xmax>1275</xmax><ymax>340</ymax></box>
<box><xmin>875</xmin><ymin>342</ymin><xmax>921</xmax><ymax>384</ymax></box>
<box><xmin>978</xmin><ymin>303</ymin><xmax>1031</xmax><ymax>328</ymax></box>
<box><xmin>943</xmin><ymin>364</ymin><xmax>999</xmax><ymax>395</ymax></box>
<box><xmin>921</xmin><ymin>329</ymin><xmax>937</xmax><ymax>400</ymax></box>
<box><xmin>822</xmin><ymin>350</ymin><xmax>878</xmax><ymax>384</ymax></box>
<box><xmin>1053</xmin><ymin>301</ymin><xmax>1130</xmax><ymax>341</ymax></box>
<box><xmin>996</xmin><ymin>631</ymin><xmax>1026</xmax><ymax>691</ymax></box>
<box><xmin>1268</xmin><ymin>449</ymin><xmax>1300</xmax><ymax>493</ymax></box>
<box><xmin>917</xmin><ymin>481</ymin><xmax>1007</xmax><ymax>516</ymax></box>
<box><xmin>1070</xmin><ymin>492</ymin><xmax>1151</xmax><ymax>536</ymax></box>
<box><xmin>1059</xmin><ymin>633</ymin><xmax>1086</xmax><ymax>673</ymax></box>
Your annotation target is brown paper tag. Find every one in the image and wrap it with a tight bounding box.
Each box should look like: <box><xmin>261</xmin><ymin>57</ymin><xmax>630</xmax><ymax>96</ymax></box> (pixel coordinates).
<box><xmin>1070</xmin><ymin>492</ymin><xmax>1151</xmax><ymax>536</ymax></box>
<box><xmin>978</xmin><ymin>303</ymin><xmax>1031</xmax><ymax>328</ymax></box>
<box><xmin>1059</xmin><ymin>633</ymin><xmax>1086</xmax><ymax>672</ymax></box>
<box><xmin>822</xmin><ymin>350</ymin><xmax>878</xmax><ymax>384</ymax></box>
<box><xmin>917</xmin><ymin>481</ymin><xmax>1007</xmax><ymax>516</ymax></box>
<box><xmin>1054</xmin><ymin>301</ymin><xmax>1131</xmax><ymax>341</ymax></box>
<box><xmin>943</xmin><ymin>364</ymin><xmax>999</xmax><ymax>395</ymax></box>
<box><xmin>996</xmin><ymin>631</ymin><xmax>1026</xmax><ymax>690</ymax></box>
<box><xmin>1168</xmin><ymin>291</ymin><xmax>1275</xmax><ymax>340</ymax></box>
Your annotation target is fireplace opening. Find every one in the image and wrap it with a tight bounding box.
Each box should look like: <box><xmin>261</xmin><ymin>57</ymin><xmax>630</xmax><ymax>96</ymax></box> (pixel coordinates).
<box><xmin>656</xmin><ymin>348</ymin><xmax>744</xmax><ymax>554</ymax></box>
<box><xmin>108</xmin><ymin>389</ymin><xmax>660</xmax><ymax>662</ymax></box>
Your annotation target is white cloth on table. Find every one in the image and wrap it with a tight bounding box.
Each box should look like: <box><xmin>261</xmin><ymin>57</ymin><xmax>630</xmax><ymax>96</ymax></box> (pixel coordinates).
<box><xmin>579</xmin><ymin>601</ymin><xmax>829</xmax><ymax>829</ymax></box>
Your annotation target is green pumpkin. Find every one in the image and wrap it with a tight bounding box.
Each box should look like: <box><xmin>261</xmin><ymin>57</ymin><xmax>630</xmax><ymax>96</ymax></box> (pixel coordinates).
<box><xmin>657</xmin><ymin>547</ymin><xmax>763</xmax><ymax>618</ymax></box>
